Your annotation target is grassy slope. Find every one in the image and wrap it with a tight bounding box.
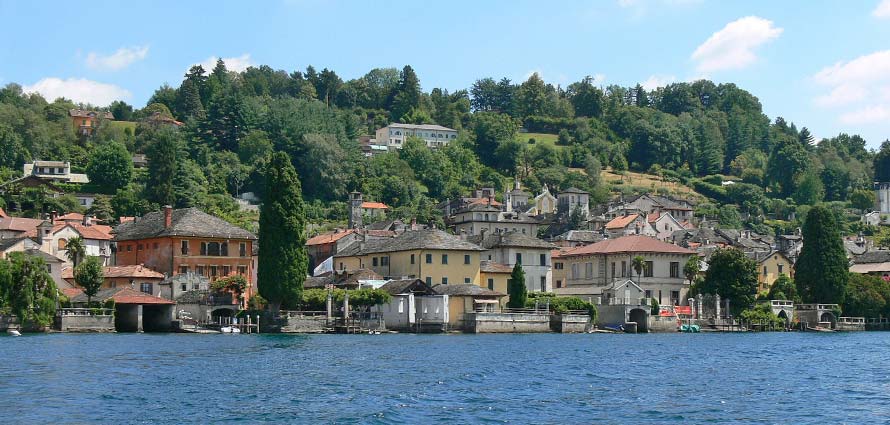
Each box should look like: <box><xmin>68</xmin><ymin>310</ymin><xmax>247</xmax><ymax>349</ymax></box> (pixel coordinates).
<box><xmin>516</xmin><ymin>132</ymin><xmax>563</xmax><ymax>150</ymax></box>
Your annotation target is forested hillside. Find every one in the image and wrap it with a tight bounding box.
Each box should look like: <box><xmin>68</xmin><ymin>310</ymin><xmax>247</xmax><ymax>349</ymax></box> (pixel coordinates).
<box><xmin>0</xmin><ymin>60</ymin><xmax>885</xmax><ymax>234</ymax></box>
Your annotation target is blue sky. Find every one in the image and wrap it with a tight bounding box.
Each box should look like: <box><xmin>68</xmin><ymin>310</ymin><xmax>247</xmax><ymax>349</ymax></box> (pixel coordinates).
<box><xmin>1</xmin><ymin>0</ymin><xmax>889</xmax><ymax>147</ymax></box>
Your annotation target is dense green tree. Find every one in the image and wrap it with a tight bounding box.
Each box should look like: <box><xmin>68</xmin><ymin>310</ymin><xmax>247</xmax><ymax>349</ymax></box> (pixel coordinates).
<box><xmin>145</xmin><ymin>127</ymin><xmax>185</xmax><ymax>206</ymax></box>
<box><xmin>766</xmin><ymin>274</ymin><xmax>798</xmax><ymax>302</ymax></box>
<box><xmin>389</xmin><ymin>65</ymin><xmax>422</xmax><ymax>121</ymax></box>
<box><xmin>0</xmin><ymin>252</ymin><xmax>58</xmax><ymax>327</ymax></box>
<box><xmin>109</xmin><ymin>100</ymin><xmax>134</xmax><ymax>121</ymax></box>
<box><xmin>201</xmin><ymin>86</ymin><xmax>251</xmax><ymax>152</ymax></box>
<box><xmin>874</xmin><ymin>140</ymin><xmax>890</xmax><ymax>182</ymax></box>
<box><xmin>514</xmin><ymin>73</ymin><xmax>549</xmax><ymax>119</ymax></box>
<box><xmin>86</xmin><ymin>141</ymin><xmax>133</xmax><ymax>193</ymax></box>
<box><xmin>850</xmin><ymin>189</ymin><xmax>876</xmax><ymax>212</ymax></box>
<box><xmin>717</xmin><ymin>204</ymin><xmax>742</xmax><ymax>228</ymax></box>
<box><xmin>683</xmin><ymin>255</ymin><xmax>701</xmax><ymax>284</ymax></box>
<box><xmin>567</xmin><ymin>76</ymin><xmax>604</xmax><ymax>118</ymax></box>
<box><xmin>701</xmin><ymin>248</ymin><xmax>758</xmax><ymax>315</ymax></box>
<box><xmin>74</xmin><ymin>256</ymin><xmax>104</xmax><ymax>306</ymax></box>
<box><xmin>843</xmin><ymin>274</ymin><xmax>889</xmax><ymax>318</ymax></box>
<box><xmin>766</xmin><ymin>137</ymin><xmax>810</xmax><ymax>198</ymax></box>
<box><xmin>795</xmin><ymin>205</ymin><xmax>848</xmax><ymax>304</ymax></box>
<box><xmin>470</xmin><ymin>112</ymin><xmax>519</xmax><ymax>168</ymax></box>
<box><xmin>507</xmin><ymin>262</ymin><xmax>527</xmax><ymax>308</ymax></box>
<box><xmin>258</xmin><ymin>152</ymin><xmax>307</xmax><ymax>314</ymax></box>
<box><xmin>792</xmin><ymin>172</ymin><xmax>825</xmax><ymax>205</ymax></box>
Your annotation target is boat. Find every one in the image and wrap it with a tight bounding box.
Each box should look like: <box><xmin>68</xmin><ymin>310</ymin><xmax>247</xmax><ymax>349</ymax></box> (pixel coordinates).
<box><xmin>8</xmin><ymin>329</ymin><xmax>21</xmax><ymax>337</ymax></box>
<box><xmin>680</xmin><ymin>324</ymin><xmax>700</xmax><ymax>333</ymax></box>
<box><xmin>220</xmin><ymin>326</ymin><xmax>233</xmax><ymax>333</ymax></box>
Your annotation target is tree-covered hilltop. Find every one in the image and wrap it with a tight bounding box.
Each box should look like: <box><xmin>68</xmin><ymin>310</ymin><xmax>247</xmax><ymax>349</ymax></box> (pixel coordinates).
<box><xmin>0</xmin><ymin>60</ymin><xmax>885</xmax><ymax>234</ymax></box>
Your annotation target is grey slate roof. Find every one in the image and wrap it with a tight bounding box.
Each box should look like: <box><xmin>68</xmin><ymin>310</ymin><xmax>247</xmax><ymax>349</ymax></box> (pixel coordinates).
<box><xmin>379</xmin><ymin>279</ymin><xmax>436</xmax><ymax>295</ymax></box>
<box><xmin>336</xmin><ymin>229</ymin><xmax>484</xmax><ymax>257</ymax></box>
<box><xmin>0</xmin><ymin>237</ymin><xmax>30</xmax><ymax>252</ymax></box>
<box><xmin>432</xmin><ymin>284</ymin><xmax>504</xmax><ymax>297</ymax></box>
<box><xmin>468</xmin><ymin>231</ymin><xmax>555</xmax><ymax>250</ymax></box>
<box><xmin>554</xmin><ymin>230</ymin><xmax>604</xmax><ymax>243</ymax></box>
<box><xmin>176</xmin><ymin>289</ymin><xmax>210</xmax><ymax>304</ymax></box>
<box><xmin>852</xmin><ymin>250</ymin><xmax>890</xmax><ymax>264</ymax></box>
<box><xmin>559</xmin><ymin>187</ymin><xmax>589</xmax><ymax>195</ymax></box>
<box><xmin>113</xmin><ymin>207</ymin><xmax>257</xmax><ymax>241</ymax></box>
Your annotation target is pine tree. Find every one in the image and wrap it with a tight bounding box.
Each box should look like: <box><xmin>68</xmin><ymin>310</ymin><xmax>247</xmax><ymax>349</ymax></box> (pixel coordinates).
<box><xmin>507</xmin><ymin>262</ymin><xmax>527</xmax><ymax>308</ymax></box>
<box><xmin>389</xmin><ymin>65</ymin><xmax>421</xmax><ymax>121</ymax></box>
<box><xmin>795</xmin><ymin>206</ymin><xmax>848</xmax><ymax>304</ymax></box>
<box><xmin>258</xmin><ymin>152</ymin><xmax>308</xmax><ymax>315</ymax></box>
<box><xmin>146</xmin><ymin>127</ymin><xmax>185</xmax><ymax>206</ymax></box>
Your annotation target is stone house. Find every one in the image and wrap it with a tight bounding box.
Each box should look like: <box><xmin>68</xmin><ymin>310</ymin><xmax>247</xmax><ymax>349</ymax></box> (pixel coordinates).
<box><xmin>469</xmin><ymin>231</ymin><xmax>555</xmax><ymax>293</ymax></box>
<box><xmin>604</xmin><ymin>214</ymin><xmax>656</xmax><ymax>238</ymax></box>
<box><xmin>62</xmin><ymin>264</ymin><xmax>166</xmax><ymax>295</ymax></box>
<box><xmin>557</xmin><ymin>187</ymin><xmax>590</xmax><ymax>218</ymax></box>
<box><xmin>450</xmin><ymin>202</ymin><xmax>539</xmax><ymax>237</ymax></box>
<box><xmin>554</xmin><ymin>235</ymin><xmax>695</xmax><ymax>306</ymax></box>
<box><xmin>334</xmin><ymin>229</ymin><xmax>485</xmax><ymax>286</ymax></box>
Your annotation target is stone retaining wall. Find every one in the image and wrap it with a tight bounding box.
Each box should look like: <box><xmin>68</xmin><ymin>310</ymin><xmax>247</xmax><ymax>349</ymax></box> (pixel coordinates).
<box><xmin>465</xmin><ymin>312</ymin><xmax>551</xmax><ymax>333</ymax></box>
<box><xmin>55</xmin><ymin>315</ymin><xmax>115</xmax><ymax>332</ymax></box>
<box><xmin>550</xmin><ymin>314</ymin><xmax>591</xmax><ymax>333</ymax></box>
<box><xmin>279</xmin><ymin>316</ymin><xmax>329</xmax><ymax>333</ymax></box>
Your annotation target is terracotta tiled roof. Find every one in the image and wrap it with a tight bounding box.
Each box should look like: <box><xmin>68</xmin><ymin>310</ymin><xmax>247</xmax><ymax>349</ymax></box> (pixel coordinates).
<box><xmin>119</xmin><ymin>217</ymin><xmax>135</xmax><ymax>223</ymax></box>
<box><xmin>480</xmin><ymin>260</ymin><xmax>513</xmax><ymax>274</ymax></box>
<box><xmin>360</xmin><ymin>201</ymin><xmax>390</xmax><ymax>210</ymax></box>
<box><xmin>468</xmin><ymin>198</ymin><xmax>503</xmax><ymax>207</ymax></box>
<box><xmin>62</xmin><ymin>264</ymin><xmax>165</xmax><ymax>280</ymax></box>
<box><xmin>61</xmin><ymin>287</ymin><xmax>83</xmax><ymax>298</ymax></box>
<box><xmin>647</xmin><ymin>212</ymin><xmax>660</xmax><ymax>223</ymax></box>
<box><xmin>605</xmin><ymin>214</ymin><xmax>639</xmax><ymax>230</ymax></box>
<box><xmin>53</xmin><ymin>222</ymin><xmax>113</xmax><ymax>240</ymax></box>
<box><xmin>306</xmin><ymin>230</ymin><xmax>356</xmax><ymax>246</ymax></box>
<box><xmin>69</xmin><ymin>287</ymin><xmax>174</xmax><ymax>304</ymax></box>
<box><xmin>562</xmin><ymin>235</ymin><xmax>695</xmax><ymax>257</ymax></box>
<box><xmin>57</xmin><ymin>212</ymin><xmax>84</xmax><ymax>221</ymax></box>
<box><xmin>0</xmin><ymin>207</ymin><xmax>6</xmax><ymax>218</ymax></box>
<box><xmin>0</xmin><ymin>216</ymin><xmax>45</xmax><ymax>237</ymax></box>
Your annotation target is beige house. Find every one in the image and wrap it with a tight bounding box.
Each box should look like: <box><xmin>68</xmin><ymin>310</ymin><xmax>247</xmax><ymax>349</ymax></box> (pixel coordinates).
<box><xmin>470</xmin><ymin>231</ymin><xmax>555</xmax><ymax>293</ymax></box>
<box><xmin>333</xmin><ymin>229</ymin><xmax>485</xmax><ymax>286</ymax></box>
<box><xmin>754</xmin><ymin>251</ymin><xmax>794</xmax><ymax>293</ymax></box>
<box><xmin>450</xmin><ymin>203</ymin><xmax>539</xmax><ymax>237</ymax></box>
<box><xmin>375</xmin><ymin>123</ymin><xmax>458</xmax><ymax>150</ymax></box>
<box><xmin>554</xmin><ymin>235</ymin><xmax>695</xmax><ymax>306</ymax></box>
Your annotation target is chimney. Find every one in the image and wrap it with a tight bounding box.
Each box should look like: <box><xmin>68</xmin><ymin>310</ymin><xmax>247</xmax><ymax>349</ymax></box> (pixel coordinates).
<box><xmin>163</xmin><ymin>205</ymin><xmax>172</xmax><ymax>228</ymax></box>
<box><xmin>82</xmin><ymin>214</ymin><xmax>92</xmax><ymax>226</ymax></box>
<box><xmin>411</xmin><ymin>218</ymin><xmax>417</xmax><ymax>231</ymax></box>
<box><xmin>50</xmin><ymin>210</ymin><xmax>57</xmax><ymax>223</ymax></box>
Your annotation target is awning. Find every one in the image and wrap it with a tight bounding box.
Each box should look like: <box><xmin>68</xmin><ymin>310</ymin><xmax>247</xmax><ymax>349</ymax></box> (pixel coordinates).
<box><xmin>474</xmin><ymin>299</ymin><xmax>499</xmax><ymax>304</ymax></box>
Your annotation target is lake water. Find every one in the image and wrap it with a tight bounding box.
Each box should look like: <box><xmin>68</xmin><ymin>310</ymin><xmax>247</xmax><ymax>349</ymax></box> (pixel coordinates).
<box><xmin>2</xmin><ymin>332</ymin><xmax>889</xmax><ymax>423</ymax></box>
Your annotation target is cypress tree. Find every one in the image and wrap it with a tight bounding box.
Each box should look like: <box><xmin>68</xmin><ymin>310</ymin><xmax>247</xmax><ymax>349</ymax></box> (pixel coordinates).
<box><xmin>258</xmin><ymin>152</ymin><xmax>307</xmax><ymax>315</ymax></box>
<box><xmin>795</xmin><ymin>205</ymin><xmax>848</xmax><ymax>304</ymax></box>
<box><xmin>507</xmin><ymin>263</ymin><xmax>527</xmax><ymax>309</ymax></box>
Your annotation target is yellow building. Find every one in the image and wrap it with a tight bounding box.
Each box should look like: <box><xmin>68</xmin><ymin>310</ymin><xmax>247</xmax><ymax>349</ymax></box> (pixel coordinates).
<box><xmin>480</xmin><ymin>260</ymin><xmax>512</xmax><ymax>305</ymax></box>
<box><xmin>333</xmin><ymin>229</ymin><xmax>485</xmax><ymax>286</ymax></box>
<box><xmin>431</xmin><ymin>283</ymin><xmax>505</xmax><ymax>330</ymax></box>
<box><xmin>756</xmin><ymin>251</ymin><xmax>794</xmax><ymax>293</ymax></box>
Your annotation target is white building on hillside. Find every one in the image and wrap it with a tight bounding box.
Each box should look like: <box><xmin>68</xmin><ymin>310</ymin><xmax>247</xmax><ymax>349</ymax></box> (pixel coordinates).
<box><xmin>375</xmin><ymin>123</ymin><xmax>458</xmax><ymax>150</ymax></box>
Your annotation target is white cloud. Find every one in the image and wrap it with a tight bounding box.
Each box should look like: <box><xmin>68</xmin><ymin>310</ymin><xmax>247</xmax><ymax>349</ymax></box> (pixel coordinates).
<box><xmin>85</xmin><ymin>46</ymin><xmax>149</xmax><ymax>71</ymax></box>
<box><xmin>641</xmin><ymin>74</ymin><xmax>677</xmax><ymax>90</ymax></box>
<box><xmin>874</xmin><ymin>0</ymin><xmax>890</xmax><ymax>18</ymax></box>
<box><xmin>840</xmin><ymin>105</ymin><xmax>890</xmax><ymax>125</ymax></box>
<box><xmin>22</xmin><ymin>78</ymin><xmax>131</xmax><ymax>106</ymax></box>
<box><xmin>691</xmin><ymin>16</ymin><xmax>783</xmax><ymax>73</ymax></box>
<box><xmin>813</xmin><ymin>50</ymin><xmax>890</xmax><ymax>88</ymax></box>
<box><xmin>193</xmin><ymin>54</ymin><xmax>254</xmax><ymax>73</ymax></box>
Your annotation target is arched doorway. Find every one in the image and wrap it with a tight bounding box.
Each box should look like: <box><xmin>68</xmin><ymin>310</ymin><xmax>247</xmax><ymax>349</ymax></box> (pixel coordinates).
<box><xmin>820</xmin><ymin>312</ymin><xmax>837</xmax><ymax>328</ymax></box>
<box><xmin>629</xmin><ymin>308</ymin><xmax>649</xmax><ymax>333</ymax></box>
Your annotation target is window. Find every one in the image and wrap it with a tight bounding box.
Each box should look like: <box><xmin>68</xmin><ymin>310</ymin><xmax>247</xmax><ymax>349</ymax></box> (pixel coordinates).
<box><xmin>181</xmin><ymin>283</ymin><xmax>187</xmax><ymax>292</ymax></box>
<box><xmin>442</xmin><ymin>254</ymin><xmax>448</xmax><ymax>264</ymax></box>
<box><xmin>464</xmin><ymin>255</ymin><xmax>471</xmax><ymax>265</ymax></box>
<box><xmin>153</xmin><ymin>242</ymin><xmax>158</xmax><ymax>250</ymax></box>
<box><xmin>442</xmin><ymin>277</ymin><xmax>448</xmax><ymax>285</ymax></box>
<box><xmin>237</xmin><ymin>266</ymin><xmax>246</xmax><ymax>275</ymax></box>
<box><xmin>778</xmin><ymin>264</ymin><xmax>784</xmax><ymax>274</ymax></box>
<box><xmin>585</xmin><ymin>262</ymin><xmax>593</xmax><ymax>279</ymax></box>
<box><xmin>221</xmin><ymin>243</ymin><xmax>229</xmax><ymax>256</ymax></box>
<box><xmin>137</xmin><ymin>244</ymin><xmax>143</xmax><ymax>251</ymax></box>
<box><xmin>179</xmin><ymin>265</ymin><xmax>189</xmax><ymax>274</ymax></box>
<box><xmin>140</xmin><ymin>283</ymin><xmax>152</xmax><ymax>294</ymax></box>
<box><xmin>381</xmin><ymin>256</ymin><xmax>389</xmax><ymax>266</ymax></box>
<box><xmin>516</xmin><ymin>253</ymin><xmax>522</xmax><ymax>264</ymax></box>
<box><xmin>181</xmin><ymin>240</ymin><xmax>189</xmax><ymax>255</ymax></box>
<box><xmin>763</xmin><ymin>266</ymin><xmax>768</xmax><ymax>276</ymax></box>
<box><xmin>487</xmin><ymin>278</ymin><xmax>494</xmax><ymax>290</ymax></box>
<box><xmin>222</xmin><ymin>266</ymin><xmax>231</xmax><ymax>276</ymax></box>
<box><xmin>556</xmin><ymin>280</ymin><xmax>562</xmax><ymax>288</ymax></box>
<box><xmin>621</xmin><ymin>261</ymin><xmax>627</xmax><ymax>278</ymax></box>
<box><xmin>670</xmin><ymin>290</ymin><xmax>680</xmax><ymax>305</ymax></box>
<box><xmin>207</xmin><ymin>242</ymin><xmax>221</xmax><ymax>256</ymax></box>
<box><xmin>571</xmin><ymin>263</ymin><xmax>579</xmax><ymax>279</ymax></box>
<box><xmin>425</xmin><ymin>276</ymin><xmax>432</xmax><ymax>285</ymax></box>
<box><xmin>540</xmin><ymin>254</ymin><xmax>547</xmax><ymax>266</ymax></box>
<box><xmin>540</xmin><ymin>276</ymin><xmax>546</xmax><ymax>292</ymax></box>
<box><xmin>645</xmin><ymin>290</ymin><xmax>653</xmax><ymax>299</ymax></box>
<box><xmin>239</xmin><ymin>243</ymin><xmax>247</xmax><ymax>257</ymax></box>
<box><xmin>210</xmin><ymin>266</ymin><xmax>218</xmax><ymax>277</ymax></box>
<box><xmin>200</xmin><ymin>242</ymin><xmax>207</xmax><ymax>255</ymax></box>
<box><xmin>426</xmin><ymin>254</ymin><xmax>432</xmax><ymax>264</ymax></box>
<box><xmin>644</xmin><ymin>261</ymin><xmax>654</xmax><ymax>277</ymax></box>
<box><xmin>372</xmin><ymin>257</ymin><xmax>379</xmax><ymax>267</ymax></box>
<box><xmin>410</xmin><ymin>254</ymin><xmax>415</xmax><ymax>264</ymax></box>
<box><xmin>464</xmin><ymin>277</ymin><xmax>471</xmax><ymax>283</ymax></box>
<box><xmin>670</xmin><ymin>262</ymin><xmax>680</xmax><ymax>278</ymax></box>
<box><xmin>611</xmin><ymin>262</ymin><xmax>616</xmax><ymax>279</ymax></box>
<box><xmin>58</xmin><ymin>239</ymin><xmax>67</xmax><ymax>250</ymax></box>
<box><xmin>554</xmin><ymin>262</ymin><xmax>563</xmax><ymax>270</ymax></box>
<box><xmin>127</xmin><ymin>245</ymin><xmax>132</xmax><ymax>252</ymax></box>
<box><xmin>196</xmin><ymin>266</ymin><xmax>205</xmax><ymax>276</ymax></box>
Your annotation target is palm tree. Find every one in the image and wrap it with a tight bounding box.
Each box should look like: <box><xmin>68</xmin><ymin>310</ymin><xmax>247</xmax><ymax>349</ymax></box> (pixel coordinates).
<box><xmin>631</xmin><ymin>255</ymin><xmax>646</xmax><ymax>284</ymax></box>
<box><xmin>65</xmin><ymin>236</ymin><xmax>86</xmax><ymax>267</ymax></box>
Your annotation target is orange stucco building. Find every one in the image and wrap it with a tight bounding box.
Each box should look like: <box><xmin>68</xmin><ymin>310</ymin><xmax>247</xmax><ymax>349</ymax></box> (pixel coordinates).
<box><xmin>112</xmin><ymin>207</ymin><xmax>257</xmax><ymax>300</ymax></box>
